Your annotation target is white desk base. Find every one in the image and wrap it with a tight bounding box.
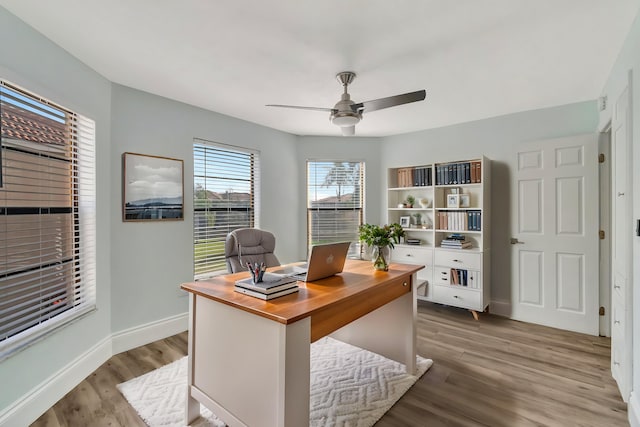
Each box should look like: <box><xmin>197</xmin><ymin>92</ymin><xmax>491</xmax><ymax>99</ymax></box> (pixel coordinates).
<box><xmin>185</xmin><ymin>273</ymin><xmax>417</xmax><ymax>427</ymax></box>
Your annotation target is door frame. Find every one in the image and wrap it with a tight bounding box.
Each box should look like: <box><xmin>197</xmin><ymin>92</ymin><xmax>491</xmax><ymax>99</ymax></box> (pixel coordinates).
<box><xmin>599</xmin><ymin>126</ymin><xmax>612</xmax><ymax>337</ymax></box>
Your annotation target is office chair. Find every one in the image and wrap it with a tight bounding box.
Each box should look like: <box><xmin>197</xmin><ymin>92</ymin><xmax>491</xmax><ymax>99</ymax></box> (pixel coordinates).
<box><xmin>224</xmin><ymin>228</ymin><xmax>281</xmax><ymax>273</ymax></box>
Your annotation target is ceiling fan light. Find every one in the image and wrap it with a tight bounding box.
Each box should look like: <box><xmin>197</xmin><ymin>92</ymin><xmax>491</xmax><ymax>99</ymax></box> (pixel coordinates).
<box><xmin>331</xmin><ymin>112</ymin><xmax>361</xmax><ymax>127</ymax></box>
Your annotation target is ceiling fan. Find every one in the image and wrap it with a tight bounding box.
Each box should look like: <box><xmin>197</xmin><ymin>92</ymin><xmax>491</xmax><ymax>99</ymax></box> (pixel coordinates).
<box><xmin>266</xmin><ymin>71</ymin><xmax>426</xmax><ymax>136</ymax></box>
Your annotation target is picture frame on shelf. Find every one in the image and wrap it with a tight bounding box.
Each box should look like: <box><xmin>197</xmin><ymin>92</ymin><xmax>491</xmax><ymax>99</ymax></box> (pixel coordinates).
<box><xmin>399</xmin><ymin>216</ymin><xmax>411</xmax><ymax>228</ymax></box>
<box><xmin>459</xmin><ymin>194</ymin><xmax>470</xmax><ymax>208</ymax></box>
<box><xmin>446</xmin><ymin>194</ymin><xmax>460</xmax><ymax>208</ymax></box>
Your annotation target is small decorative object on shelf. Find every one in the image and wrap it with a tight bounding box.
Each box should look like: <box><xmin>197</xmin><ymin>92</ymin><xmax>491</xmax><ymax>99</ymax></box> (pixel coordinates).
<box><xmin>459</xmin><ymin>194</ymin><xmax>470</xmax><ymax>208</ymax></box>
<box><xmin>358</xmin><ymin>223</ymin><xmax>404</xmax><ymax>271</ymax></box>
<box><xmin>399</xmin><ymin>216</ymin><xmax>411</xmax><ymax>228</ymax></box>
<box><xmin>405</xmin><ymin>195</ymin><xmax>415</xmax><ymax>208</ymax></box>
<box><xmin>446</xmin><ymin>194</ymin><xmax>460</xmax><ymax>208</ymax></box>
<box><xmin>412</xmin><ymin>213</ymin><xmax>422</xmax><ymax>227</ymax></box>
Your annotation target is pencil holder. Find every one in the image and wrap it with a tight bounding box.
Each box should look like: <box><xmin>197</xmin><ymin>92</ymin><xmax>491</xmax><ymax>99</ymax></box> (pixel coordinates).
<box><xmin>251</xmin><ymin>269</ymin><xmax>265</xmax><ymax>283</ymax></box>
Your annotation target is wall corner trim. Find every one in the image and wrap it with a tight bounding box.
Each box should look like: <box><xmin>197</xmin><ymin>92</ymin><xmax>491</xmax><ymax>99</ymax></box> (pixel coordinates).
<box><xmin>488</xmin><ymin>299</ymin><xmax>511</xmax><ymax>317</ymax></box>
<box><xmin>630</xmin><ymin>391</ymin><xmax>640</xmax><ymax>427</ymax></box>
<box><xmin>111</xmin><ymin>312</ymin><xmax>189</xmax><ymax>355</ymax></box>
<box><xmin>0</xmin><ymin>336</ymin><xmax>112</xmax><ymax>427</ymax></box>
<box><xmin>0</xmin><ymin>312</ymin><xmax>189</xmax><ymax>426</ymax></box>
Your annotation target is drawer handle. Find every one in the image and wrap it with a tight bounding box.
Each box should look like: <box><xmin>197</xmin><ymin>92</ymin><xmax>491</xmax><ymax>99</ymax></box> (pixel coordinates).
<box><xmin>614</xmin><ymin>285</ymin><xmax>621</xmax><ymax>289</ymax></box>
<box><xmin>453</xmin><ymin>295</ymin><xmax>460</xmax><ymax>299</ymax></box>
<box><xmin>614</xmin><ymin>320</ymin><xmax>621</xmax><ymax>324</ymax></box>
<box><xmin>614</xmin><ymin>361</ymin><xmax>620</xmax><ymax>366</ymax></box>
<box><xmin>452</xmin><ymin>259</ymin><xmax>461</xmax><ymax>263</ymax></box>
<box><xmin>405</xmin><ymin>254</ymin><xmax>412</xmax><ymax>257</ymax></box>
<box><xmin>441</xmin><ymin>278</ymin><xmax>447</xmax><ymax>281</ymax></box>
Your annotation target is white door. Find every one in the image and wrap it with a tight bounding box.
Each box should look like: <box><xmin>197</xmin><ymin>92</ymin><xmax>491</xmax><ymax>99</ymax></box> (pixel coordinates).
<box><xmin>610</xmin><ymin>81</ymin><xmax>632</xmax><ymax>400</ymax></box>
<box><xmin>511</xmin><ymin>134</ymin><xmax>599</xmax><ymax>335</ymax></box>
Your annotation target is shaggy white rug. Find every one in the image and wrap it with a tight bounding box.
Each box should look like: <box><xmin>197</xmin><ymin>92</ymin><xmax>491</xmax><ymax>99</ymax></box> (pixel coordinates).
<box><xmin>117</xmin><ymin>337</ymin><xmax>432</xmax><ymax>427</ymax></box>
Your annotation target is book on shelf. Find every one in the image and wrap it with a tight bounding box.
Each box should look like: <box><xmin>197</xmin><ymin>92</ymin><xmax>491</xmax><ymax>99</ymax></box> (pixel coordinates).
<box><xmin>441</xmin><ymin>241</ymin><xmax>472</xmax><ymax>249</ymax></box>
<box><xmin>450</xmin><ymin>268</ymin><xmax>473</xmax><ymax>287</ymax></box>
<box><xmin>435</xmin><ymin>161</ymin><xmax>482</xmax><ymax>185</ymax></box>
<box><xmin>235</xmin><ymin>273</ymin><xmax>298</xmax><ymax>294</ymax></box>
<box><xmin>234</xmin><ymin>284</ymin><xmax>299</xmax><ymax>300</ymax></box>
<box><xmin>396</xmin><ymin>166</ymin><xmax>432</xmax><ymax>188</ymax></box>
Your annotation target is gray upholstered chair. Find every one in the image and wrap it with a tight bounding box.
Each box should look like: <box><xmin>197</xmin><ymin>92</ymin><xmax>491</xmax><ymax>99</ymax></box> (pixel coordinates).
<box><xmin>224</xmin><ymin>228</ymin><xmax>281</xmax><ymax>273</ymax></box>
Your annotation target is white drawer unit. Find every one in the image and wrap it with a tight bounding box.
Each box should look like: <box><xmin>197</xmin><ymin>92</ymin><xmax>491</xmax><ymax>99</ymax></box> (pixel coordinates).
<box><xmin>391</xmin><ymin>245</ymin><xmax>434</xmax><ymax>301</ymax></box>
<box><xmin>433</xmin><ymin>267</ymin><xmax>481</xmax><ymax>289</ymax></box>
<box><xmin>434</xmin><ymin>250</ymin><xmax>481</xmax><ymax>270</ymax></box>
<box><xmin>434</xmin><ymin>267</ymin><xmax>450</xmax><ymax>285</ymax></box>
<box><xmin>432</xmin><ymin>286</ymin><xmax>482</xmax><ymax>311</ymax></box>
<box><xmin>392</xmin><ymin>245</ymin><xmax>432</xmax><ymax>265</ymax></box>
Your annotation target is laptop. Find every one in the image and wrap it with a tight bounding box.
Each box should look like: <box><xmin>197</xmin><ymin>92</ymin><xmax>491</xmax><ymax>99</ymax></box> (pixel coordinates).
<box><xmin>273</xmin><ymin>241</ymin><xmax>351</xmax><ymax>282</ymax></box>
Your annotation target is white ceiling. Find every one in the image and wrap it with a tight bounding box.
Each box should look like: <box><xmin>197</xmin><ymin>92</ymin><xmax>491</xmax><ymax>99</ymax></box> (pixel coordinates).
<box><xmin>1</xmin><ymin>1</ymin><xmax>639</xmax><ymax>137</ymax></box>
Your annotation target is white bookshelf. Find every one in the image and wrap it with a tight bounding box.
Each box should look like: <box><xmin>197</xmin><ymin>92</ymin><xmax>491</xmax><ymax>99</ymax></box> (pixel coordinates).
<box><xmin>388</xmin><ymin>157</ymin><xmax>491</xmax><ymax>317</ymax></box>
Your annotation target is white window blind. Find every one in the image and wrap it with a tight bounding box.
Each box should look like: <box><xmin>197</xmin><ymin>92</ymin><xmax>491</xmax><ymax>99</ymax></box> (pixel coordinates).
<box><xmin>0</xmin><ymin>80</ymin><xmax>96</xmax><ymax>360</ymax></box>
<box><xmin>193</xmin><ymin>140</ymin><xmax>259</xmax><ymax>278</ymax></box>
<box><xmin>307</xmin><ymin>161</ymin><xmax>364</xmax><ymax>257</ymax></box>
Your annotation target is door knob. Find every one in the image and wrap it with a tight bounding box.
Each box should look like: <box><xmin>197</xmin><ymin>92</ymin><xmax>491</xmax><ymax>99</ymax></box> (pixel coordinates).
<box><xmin>510</xmin><ymin>238</ymin><xmax>524</xmax><ymax>245</ymax></box>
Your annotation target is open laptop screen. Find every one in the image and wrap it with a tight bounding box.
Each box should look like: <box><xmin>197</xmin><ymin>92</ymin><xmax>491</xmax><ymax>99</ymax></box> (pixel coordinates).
<box><xmin>272</xmin><ymin>241</ymin><xmax>351</xmax><ymax>282</ymax></box>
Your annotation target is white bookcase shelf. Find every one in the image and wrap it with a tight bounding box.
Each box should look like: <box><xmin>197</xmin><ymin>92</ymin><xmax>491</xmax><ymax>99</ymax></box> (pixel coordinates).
<box><xmin>387</xmin><ymin>156</ymin><xmax>491</xmax><ymax>317</ymax></box>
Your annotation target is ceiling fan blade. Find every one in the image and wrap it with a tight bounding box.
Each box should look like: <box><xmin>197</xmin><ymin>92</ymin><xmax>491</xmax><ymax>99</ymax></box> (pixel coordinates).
<box><xmin>341</xmin><ymin>125</ymin><xmax>355</xmax><ymax>136</ymax></box>
<box><xmin>352</xmin><ymin>90</ymin><xmax>426</xmax><ymax>113</ymax></box>
<box><xmin>266</xmin><ymin>104</ymin><xmax>335</xmax><ymax>113</ymax></box>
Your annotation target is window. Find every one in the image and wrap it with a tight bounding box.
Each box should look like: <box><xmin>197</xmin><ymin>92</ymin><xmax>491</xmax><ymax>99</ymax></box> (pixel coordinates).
<box><xmin>193</xmin><ymin>140</ymin><xmax>259</xmax><ymax>278</ymax></box>
<box><xmin>0</xmin><ymin>80</ymin><xmax>96</xmax><ymax>360</ymax></box>
<box><xmin>307</xmin><ymin>161</ymin><xmax>364</xmax><ymax>257</ymax></box>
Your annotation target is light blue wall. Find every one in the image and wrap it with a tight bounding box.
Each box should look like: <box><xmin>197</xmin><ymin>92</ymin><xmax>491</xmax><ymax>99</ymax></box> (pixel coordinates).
<box><xmin>599</xmin><ymin>10</ymin><xmax>640</xmax><ymax>416</ymax></box>
<box><xmin>0</xmin><ymin>6</ymin><xmax>112</xmax><ymax>411</ymax></box>
<box><xmin>380</xmin><ymin>102</ymin><xmax>599</xmax><ymax>306</ymax></box>
<box><xmin>110</xmin><ymin>85</ymin><xmax>299</xmax><ymax>332</ymax></box>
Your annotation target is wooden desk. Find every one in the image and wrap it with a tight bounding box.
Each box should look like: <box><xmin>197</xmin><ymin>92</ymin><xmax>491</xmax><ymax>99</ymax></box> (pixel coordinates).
<box><xmin>181</xmin><ymin>259</ymin><xmax>423</xmax><ymax>427</ymax></box>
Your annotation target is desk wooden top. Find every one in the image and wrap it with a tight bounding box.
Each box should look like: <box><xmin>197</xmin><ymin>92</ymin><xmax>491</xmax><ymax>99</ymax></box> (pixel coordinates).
<box><xmin>181</xmin><ymin>260</ymin><xmax>423</xmax><ymax>328</ymax></box>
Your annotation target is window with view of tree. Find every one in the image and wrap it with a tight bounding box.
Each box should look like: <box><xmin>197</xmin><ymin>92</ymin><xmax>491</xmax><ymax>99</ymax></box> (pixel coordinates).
<box><xmin>0</xmin><ymin>80</ymin><xmax>96</xmax><ymax>360</ymax></box>
<box><xmin>307</xmin><ymin>161</ymin><xmax>364</xmax><ymax>257</ymax></box>
<box><xmin>193</xmin><ymin>140</ymin><xmax>259</xmax><ymax>277</ymax></box>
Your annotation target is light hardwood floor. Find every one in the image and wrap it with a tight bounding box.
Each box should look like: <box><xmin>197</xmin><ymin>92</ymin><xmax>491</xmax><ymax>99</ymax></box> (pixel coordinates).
<box><xmin>32</xmin><ymin>301</ymin><xmax>627</xmax><ymax>427</ymax></box>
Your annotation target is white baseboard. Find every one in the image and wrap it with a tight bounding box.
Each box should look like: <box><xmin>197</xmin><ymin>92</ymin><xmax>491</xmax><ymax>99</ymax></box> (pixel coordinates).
<box><xmin>111</xmin><ymin>312</ymin><xmax>188</xmax><ymax>354</ymax></box>
<box><xmin>0</xmin><ymin>312</ymin><xmax>189</xmax><ymax>426</ymax></box>
<box><xmin>0</xmin><ymin>335</ymin><xmax>112</xmax><ymax>427</ymax></box>
<box><xmin>489</xmin><ymin>299</ymin><xmax>511</xmax><ymax>317</ymax></box>
<box><xmin>630</xmin><ymin>391</ymin><xmax>640</xmax><ymax>427</ymax></box>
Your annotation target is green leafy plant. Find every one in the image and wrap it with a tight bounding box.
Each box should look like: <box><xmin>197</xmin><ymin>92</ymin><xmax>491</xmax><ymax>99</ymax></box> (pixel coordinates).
<box><xmin>358</xmin><ymin>223</ymin><xmax>405</xmax><ymax>249</ymax></box>
<box><xmin>405</xmin><ymin>195</ymin><xmax>415</xmax><ymax>207</ymax></box>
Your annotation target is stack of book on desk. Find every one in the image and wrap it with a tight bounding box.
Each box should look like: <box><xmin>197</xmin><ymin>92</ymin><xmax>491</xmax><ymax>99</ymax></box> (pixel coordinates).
<box><xmin>440</xmin><ymin>234</ymin><xmax>472</xmax><ymax>249</ymax></box>
<box><xmin>234</xmin><ymin>273</ymin><xmax>299</xmax><ymax>300</ymax></box>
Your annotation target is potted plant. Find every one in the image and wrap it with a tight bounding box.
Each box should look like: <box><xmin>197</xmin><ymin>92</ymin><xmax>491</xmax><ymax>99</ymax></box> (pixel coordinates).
<box><xmin>358</xmin><ymin>223</ymin><xmax>405</xmax><ymax>271</ymax></box>
<box><xmin>405</xmin><ymin>195</ymin><xmax>415</xmax><ymax>208</ymax></box>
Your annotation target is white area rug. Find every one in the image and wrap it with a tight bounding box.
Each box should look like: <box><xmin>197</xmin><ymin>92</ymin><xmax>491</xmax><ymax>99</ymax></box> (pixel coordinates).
<box><xmin>117</xmin><ymin>337</ymin><xmax>432</xmax><ymax>427</ymax></box>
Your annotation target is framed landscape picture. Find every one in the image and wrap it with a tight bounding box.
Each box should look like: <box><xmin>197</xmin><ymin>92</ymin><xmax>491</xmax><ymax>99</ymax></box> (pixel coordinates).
<box><xmin>122</xmin><ymin>152</ymin><xmax>184</xmax><ymax>221</ymax></box>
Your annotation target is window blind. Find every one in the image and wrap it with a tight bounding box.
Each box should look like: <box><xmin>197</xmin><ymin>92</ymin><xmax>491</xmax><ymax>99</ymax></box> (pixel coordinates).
<box><xmin>307</xmin><ymin>161</ymin><xmax>364</xmax><ymax>257</ymax></box>
<box><xmin>193</xmin><ymin>140</ymin><xmax>259</xmax><ymax>278</ymax></box>
<box><xmin>0</xmin><ymin>81</ymin><xmax>96</xmax><ymax>360</ymax></box>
